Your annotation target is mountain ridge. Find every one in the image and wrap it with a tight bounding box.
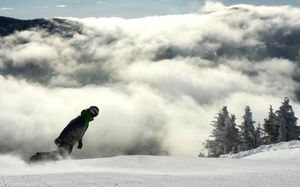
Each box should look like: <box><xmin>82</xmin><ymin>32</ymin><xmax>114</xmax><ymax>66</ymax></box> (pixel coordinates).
<box><xmin>0</xmin><ymin>16</ymin><xmax>82</xmax><ymax>37</ymax></box>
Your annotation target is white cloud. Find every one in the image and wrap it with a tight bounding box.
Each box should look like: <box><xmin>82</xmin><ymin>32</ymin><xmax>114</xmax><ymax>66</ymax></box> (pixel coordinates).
<box><xmin>37</xmin><ymin>6</ymin><xmax>49</xmax><ymax>9</ymax></box>
<box><xmin>56</xmin><ymin>5</ymin><xmax>67</xmax><ymax>8</ymax></box>
<box><xmin>201</xmin><ymin>1</ymin><xmax>226</xmax><ymax>13</ymax></box>
<box><xmin>9</xmin><ymin>43</ymin><xmax>58</xmax><ymax>67</ymax></box>
<box><xmin>0</xmin><ymin>7</ymin><xmax>13</xmax><ymax>11</ymax></box>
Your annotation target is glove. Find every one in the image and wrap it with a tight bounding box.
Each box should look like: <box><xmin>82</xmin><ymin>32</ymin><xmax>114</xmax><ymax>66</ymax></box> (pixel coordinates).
<box><xmin>54</xmin><ymin>138</ymin><xmax>61</xmax><ymax>145</ymax></box>
<box><xmin>77</xmin><ymin>141</ymin><xmax>83</xmax><ymax>149</ymax></box>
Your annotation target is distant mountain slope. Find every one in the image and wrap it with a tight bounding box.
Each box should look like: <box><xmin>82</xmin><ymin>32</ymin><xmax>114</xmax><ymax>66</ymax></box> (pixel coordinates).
<box><xmin>0</xmin><ymin>16</ymin><xmax>82</xmax><ymax>37</ymax></box>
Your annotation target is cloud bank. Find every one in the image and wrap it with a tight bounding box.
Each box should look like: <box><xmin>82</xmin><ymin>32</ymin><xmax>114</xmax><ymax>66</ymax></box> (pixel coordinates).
<box><xmin>1</xmin><ymin>2</ymin><xmax>300</xmax><ymax>159</ymax></box>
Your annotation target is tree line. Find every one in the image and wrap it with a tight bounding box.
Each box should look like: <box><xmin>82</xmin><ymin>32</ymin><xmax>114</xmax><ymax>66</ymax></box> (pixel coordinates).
<box><xmin>204</xmin><ymin>97</ymin><xmax>299</xmax><ymax>157</ymax></box>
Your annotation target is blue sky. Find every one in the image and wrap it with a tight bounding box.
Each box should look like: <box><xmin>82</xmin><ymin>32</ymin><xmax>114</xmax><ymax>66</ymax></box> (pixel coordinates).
<box><xmin>0</xmin><ymin>0</ymin><xmax>300</xmax><ymax>19</ymax></box>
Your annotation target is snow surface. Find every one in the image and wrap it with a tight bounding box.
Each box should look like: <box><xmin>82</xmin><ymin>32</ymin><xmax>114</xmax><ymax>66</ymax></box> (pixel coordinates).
<box><xmin>2</xmin><ymin>141</ymin><xmax>300</xmax><ymax>187</ymax></box>
<box><xmin>221</xmin><ymin>140</ymin><xmax>300</xmax><ymax>160</ymax></box>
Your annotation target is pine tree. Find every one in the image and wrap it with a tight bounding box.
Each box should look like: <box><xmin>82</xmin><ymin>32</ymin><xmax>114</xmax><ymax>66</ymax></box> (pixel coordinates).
<box><xmin>204</xmin><ymin>139</ymin><xmax>220</xmax><ymax>157</ymax></box>
<box><xmin>205</xmin><ymin>107</ymin><xmax>241</xmax><ymax>157</ymax></box>
<box><xmin>278</xmin><ymin>118</ymin><xmax>287</xmax><ymax>142</ymax></box>
<box><xmin>263</xmin><ymin>106</ymin><xmax>280</xmax><ymax>144</ymax></box>
<box><xmin>254</xmin><ymin>123</ymin><xmax>262</xmax><ymax>148</ymax></box>
<box><xmin>227</xmin><ymin>115</ymin><xmax>242</xmax><ymax>153</ymax></box>
<box><xmin>240</xmin><ymin>106</ymin><xmax>256</xmax><ymax>150</ymax></box>
<box><xmin>205</xmin><ymin>107</ymin><xmax>227</xmax><ymax>157</ymax></box>
<box><xmin>276</xmin><ymin>97</ymin><xmax>299</xmax><ymax>141</ymax></box>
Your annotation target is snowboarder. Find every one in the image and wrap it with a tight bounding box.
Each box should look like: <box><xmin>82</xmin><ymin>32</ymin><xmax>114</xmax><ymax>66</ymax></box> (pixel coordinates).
<box><xmin>54</xmin><ymin>106</ymin><xmax>99</xmax><ymax>157</ymax></box>
<box><xmin>29</xmin><ymin>106</ymin><xmax>99</xmax><ymax>163</ymax></box>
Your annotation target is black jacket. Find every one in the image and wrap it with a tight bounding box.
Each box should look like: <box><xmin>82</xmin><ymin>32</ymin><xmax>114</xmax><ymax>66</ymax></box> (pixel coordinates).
<box><xmin>57</xmin><ymin>110</ymin><xmax>93</xmax><ymax>146</ymax></box>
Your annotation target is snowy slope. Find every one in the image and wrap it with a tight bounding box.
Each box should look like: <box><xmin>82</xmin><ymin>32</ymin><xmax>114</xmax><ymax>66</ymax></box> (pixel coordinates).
<box><xmin>1</xmin><ymin>152</ymin><xmax>300</xmax><ymax>187</ymax></box>
<box><xmin>221</xmin><ymin>140</ymin><xmax>300</xmax><ymax>160</ymax></box>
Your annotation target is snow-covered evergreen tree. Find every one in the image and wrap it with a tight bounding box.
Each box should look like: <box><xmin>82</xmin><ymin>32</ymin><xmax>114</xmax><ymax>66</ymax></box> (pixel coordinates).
<box><xmin>239</xmin><ymin>106</ymin><xmax>256</xmax><ymax>150</ymax></box>
<box><xmin>205</xmin><ymin>107</ymin><xmax>227</xmax><ymax>157</ymax></box>
<box><xmin>205</xmin><ymin>107</ymin><xmax>241</xmax><ymax>157</ymax></box>
<box><xmin>278</xmin><ymin>118</ymin><xmax>287</xmax><ymax>142</ymax></box>
<box><xmin>276</xmin><ymin>97</ymin><xmax>299</xmax><ymax>141</ymax></box>
<box><xmin>263</xmin><ymin>106</ymin><xmax>280</xmax><ymax>144</ymax></box>
<box><xmin>223</xmin><ymin>114</ymin><xmax>241</xmax><ymax>154</ymax></box>
<box><xmin>254</xmin><ymin>123</ymin><xmax>262</xmax><ymax>148</ymax></box>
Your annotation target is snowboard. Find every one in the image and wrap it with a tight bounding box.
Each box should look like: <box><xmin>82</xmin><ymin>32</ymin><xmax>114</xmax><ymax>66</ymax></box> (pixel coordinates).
<box><xmin>29</xmin><ymin>150</ymin><xmax>63</xmax><ymax>163</ymax></box>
